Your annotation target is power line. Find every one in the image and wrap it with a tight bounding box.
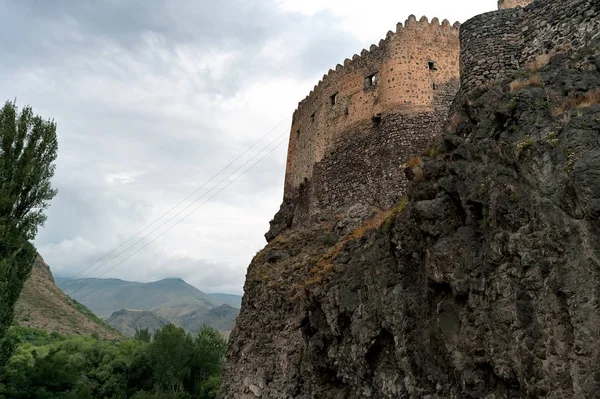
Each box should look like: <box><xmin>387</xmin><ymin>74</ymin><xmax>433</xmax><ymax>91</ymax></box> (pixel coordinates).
<box><xmin>60</xmin><ymin>115</ymin><xmax>290</xmax><ymax>289</ymax></box>
<box><xmin>64</xmin><ymin>29</ymin><xmax>392</xmax><ymax>300</ymax></box>
<box><xmin>66</xmin><ymin>129</ymin><xmax>288</xmax><ymax>294</ymax></box>
<box><xmin>73</xmin><ymin>136</ymin><xmax>288</xmax><ymax>302</ymax></box>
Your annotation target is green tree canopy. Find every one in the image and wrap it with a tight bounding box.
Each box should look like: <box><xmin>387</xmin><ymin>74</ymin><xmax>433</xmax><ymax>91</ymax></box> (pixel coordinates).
<box><xmin>0</xmin><ymin>100</ymin><xmax>58</xmax><ymax>371</ymax></box>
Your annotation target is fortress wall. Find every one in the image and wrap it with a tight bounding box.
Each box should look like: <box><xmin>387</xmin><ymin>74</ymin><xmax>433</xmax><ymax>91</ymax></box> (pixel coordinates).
<box><xmin>284</xmin><ymin>17</ymin><xmax>460</xmax><ymax>198</ymax></box>
<box><xmin>307</xmin><ymin>101</ymin><xmax>453</xmax><ymax>221</ymax></box>
<box><xmin>498</xmin><ymin>0</ymin><xmax>532</xmax><ymax>10</ymax></box>
<box><xmin>459</xmin><ymin>9</ymin><xmax>522</xmax><ymax>95</ymax></box>
<box><xmin>461</xmin><ymin>0</ymin><xmax>600</xmax><ymax>94</ymax></box>
<box><xmin>518</xmin><ymin>0</ymin><xmax>600</xmax><ymax>63</ymax></box>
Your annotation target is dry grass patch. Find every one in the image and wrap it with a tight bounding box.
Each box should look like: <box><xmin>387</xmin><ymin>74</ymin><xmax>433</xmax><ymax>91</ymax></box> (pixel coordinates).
<box><xmin>553</xmin><ymin>88</ymin><xmax>600</xmax><ymax>115</ymax></box>
<box><xmin>509</xmin><ymin>74</ymin><xmax>544</xmax><ymax>92</ymax></box>
<box><xmin>525</xmin><ymin>53</ymin><xmax>550</xmax><ymax>71</ymax></box>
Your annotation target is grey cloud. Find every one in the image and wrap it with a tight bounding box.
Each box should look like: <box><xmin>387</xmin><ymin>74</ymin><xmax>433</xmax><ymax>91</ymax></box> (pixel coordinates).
<box><xmin>1</xmin><ymin>0</ymin><xmax>359</xmax><ymax>294</ymax></box>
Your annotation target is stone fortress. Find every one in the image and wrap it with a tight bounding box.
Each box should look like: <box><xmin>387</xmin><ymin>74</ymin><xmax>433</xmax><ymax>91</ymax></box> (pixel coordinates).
<box><xmin>223</xmin><ymin>0</ymin><xmax>600</xmax><ymax>396</ymax></box>
<box><xmin>281</xmin><ymin>15</ymin><xmax>461</xmax><ymax>229</ymax></box>
<box><xmin>272</xmin><ymin>0</ymin><xmax>600</xmax><ymax>236</ymax></box>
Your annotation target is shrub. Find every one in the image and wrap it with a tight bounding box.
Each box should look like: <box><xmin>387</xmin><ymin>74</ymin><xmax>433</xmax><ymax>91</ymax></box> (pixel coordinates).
<box><xmin>509</xmin><ymin>74</ymin><xmax>543</xmax><ymax>92</ymax></box>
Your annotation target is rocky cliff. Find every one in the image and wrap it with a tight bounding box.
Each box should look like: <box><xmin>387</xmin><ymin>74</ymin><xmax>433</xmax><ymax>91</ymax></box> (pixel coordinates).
<box><xmin>222</xmin><ymin>28</ymin><xmax>600</xmax><ymax>399</ymax></box>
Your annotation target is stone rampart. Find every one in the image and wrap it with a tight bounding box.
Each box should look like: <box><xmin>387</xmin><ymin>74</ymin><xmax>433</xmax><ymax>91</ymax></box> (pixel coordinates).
<box><xmin>284</xmin><ymin>16</ymin><xmax>461</xmax><ymax>200</ymax></box>
<box><xmin>461</xmin><ymin>0</ymin><xmax>600</xmax><ymax>94</ymax></box>
<box><xmin>498</xmin><ymin>0</ymin><xmax>532</xmax><ymax>10</ymax></box>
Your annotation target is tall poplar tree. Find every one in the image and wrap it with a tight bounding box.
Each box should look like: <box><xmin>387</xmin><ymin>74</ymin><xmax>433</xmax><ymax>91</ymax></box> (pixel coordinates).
<box><xmin>0</xmin><ymin>100</ymin><xmax>58</xmax><ymax>369</ymax></box>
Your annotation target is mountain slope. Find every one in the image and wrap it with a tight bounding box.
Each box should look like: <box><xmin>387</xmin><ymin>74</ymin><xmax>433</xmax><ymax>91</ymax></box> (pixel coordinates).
<box><xmin>15</xmin><ymin>256</ymin><xmax>121</xmax><ymax>340</ymax></box>
<box><xmin>105</xmin><ymin>309</ymin><xmax>169</xmax><ymax>337</ymax></box>
<box><xmin>176</xmin><ymin>304</ymin><xmax>239</xmax><ymax>332</ymax></box>
<box><xmin>56</xmin><ymin>276</ymin><xmax>241</xmax><ymax>333</ymax></box>
<box><xmin>208</xmin><ymin>293</ymin><xmax>242</xmax><ymax>309</ymax></box>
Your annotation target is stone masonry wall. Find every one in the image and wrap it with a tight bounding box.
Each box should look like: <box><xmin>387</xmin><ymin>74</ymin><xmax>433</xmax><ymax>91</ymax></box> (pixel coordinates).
<box><xmin>285</xmin><ymin>16</ymin><xmax>460</xmax><ymax>199</ymax></box>
<box><xmin>302</xmin><ymin>79</ymin><xmax>458</xmax><ymax>223</ymax></box>
<box><xmin>461</xmin><ymin>0</ymin><xmax>600</xmax><ymax>94</ymax></box>
<box><xmin>498</xmin><ymin>0</ymin><xmax>532</xmax><ymax>10</ymax></box>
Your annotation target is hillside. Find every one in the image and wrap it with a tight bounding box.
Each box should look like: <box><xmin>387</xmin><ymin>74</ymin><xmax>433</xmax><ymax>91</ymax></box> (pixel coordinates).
<box><xmin>105</xmin><ymin>309</ymin><xmax>169</xmax><ymax>337</ymax></box>
<box><xmin>176</xmin><ymin>304</ymin><xmax>239</xmax><ymax>332</ymax></box>
<box><xmin>208</xmin><ymin>293</ymin><xmax>242</xmax><ymax>309</ymax></box>
<box><xmin>57</xmin><ymin>277</ymin><xmax>220</xmax><ymax>318</ymax></box>
<box><xmin>57</xmin><ymin>276</ymin><xmax>241</xmax><ymax>333</ymax></box>
<box><xmin>14</xmin><ymin>256</ymin><xmax>121</xmax><ymax>340</ymax></box>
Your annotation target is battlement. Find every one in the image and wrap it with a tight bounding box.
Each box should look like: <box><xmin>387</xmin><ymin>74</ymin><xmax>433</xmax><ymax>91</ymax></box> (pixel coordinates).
<box><xmin>285</xmin><ymin>15</ymin><xmax>461</xmax><ymax>198</ymax></box>
<box><xmin>294</xmin><ymin>16</ymin><xmax>461</xmax><ymax>115</ymax></box>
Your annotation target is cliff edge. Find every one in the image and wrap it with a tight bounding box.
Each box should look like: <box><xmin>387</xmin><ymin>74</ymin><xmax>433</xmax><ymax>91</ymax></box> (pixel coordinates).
<box><xmin>223</xmin><ymin>0</ymin><xmax>600</xmax><ymax>397</ymax></box>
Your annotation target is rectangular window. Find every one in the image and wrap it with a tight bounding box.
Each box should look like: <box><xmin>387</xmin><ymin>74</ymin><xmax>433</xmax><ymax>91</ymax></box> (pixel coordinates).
<box><xmin>311</xmin><ymin>113</ymin><xmax>315</xmax><ymax>123</ymax></box>
<box><xmin>428</xmin><ymin>61</ymin><xmax>437</xmax><ymax>71</ymax></box>
<box><xmin>330</xmin><ymin>93</ymin><xmax>338</xmax><ymax>105</ymax></box>
<box><xmin>364</xmin><ymin>73</ymin><xmax>379</xmax><ymax>89</ymax></box>
<box><xmin>432</xmin><ymin>83</ymin><xmax>437</xmax><ymax>90</ymax></box>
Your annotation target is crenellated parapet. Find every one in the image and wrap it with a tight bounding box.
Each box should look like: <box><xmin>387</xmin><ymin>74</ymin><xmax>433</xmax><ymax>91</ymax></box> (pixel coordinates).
<box><xmin>285</xmin><ymin>15</ymin><xmax>461</xmax><ymax>196</ymax></box>
<box><xmin>461</xmin><ymin>0</ymin><xmax>600</xmax><ymax>94</ymax></box>
<box><xmin>294</xmin><ymin>16</ymin><xmax>460</xmax><ymax>112</ymax></box>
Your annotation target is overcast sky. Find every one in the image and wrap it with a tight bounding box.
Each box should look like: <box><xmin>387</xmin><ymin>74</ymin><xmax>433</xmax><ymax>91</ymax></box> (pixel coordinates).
<box><xmin>0</xmin><ymin>0</ymin><xmax>496</xmax><ymax>294</ymax></box>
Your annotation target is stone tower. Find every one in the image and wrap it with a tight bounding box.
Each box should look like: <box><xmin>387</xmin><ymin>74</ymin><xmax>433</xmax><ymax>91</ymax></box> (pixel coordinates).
<box><xmin>281</xmin><ymin>16</ymin><xmax>461</xmax><ymax>228</ymax></box>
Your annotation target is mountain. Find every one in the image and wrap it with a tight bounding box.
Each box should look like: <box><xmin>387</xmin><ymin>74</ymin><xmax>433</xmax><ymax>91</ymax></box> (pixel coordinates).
<box><xmin>14</xmin><ymin>256</ymin><xmax>121</xmax><ymax>340</ymax></box>
<box><xmin>56</xmin><ymin>277</ymin><xmax>219</xmax><ymax>319</ymax></box>
<box><xmin>105</xmin><ymin>309</ymin><xmax>169</xmax><ymax>337</ymax></box>
<box><xmin>176</xmin><ymin>304</ymin><xmax>239</xmax><ymax>332</ymax></box>
<box><xmin>207</xmin><ymin>293</ymin><xmax>242</xmax><ymax>309</ymax></box>
<box><xmin>56</xmin><ymin>276</ymin><xmax>240</xmax><ymax>334</ymax></box>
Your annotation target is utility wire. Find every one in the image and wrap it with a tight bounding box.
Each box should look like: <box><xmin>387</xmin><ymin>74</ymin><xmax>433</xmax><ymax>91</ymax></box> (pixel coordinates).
<box><xmin>63</xmin><ymin>29</ymin><xmax>391</xmax><ymax>299</ymax></box>
<box><xmin>66</xmin><ymin>129</ymin><xmax>288</xmax><ymax>294</ymax></box>
<box><xmin>73</xmin><ymin>136</ymin><xmax>288</xmax><ymax>302</ymax></box>
<box><xmin>60</xmin><ymin>115</ymin><xmax>290</xmax><ymax>289</ymax></box>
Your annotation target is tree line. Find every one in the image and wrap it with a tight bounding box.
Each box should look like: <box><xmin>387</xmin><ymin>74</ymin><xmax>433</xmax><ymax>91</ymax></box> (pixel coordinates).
<box><xmin>0</xmin><ymin>324</ymin><xmax>226</xmax><ymax>398</ymax></box>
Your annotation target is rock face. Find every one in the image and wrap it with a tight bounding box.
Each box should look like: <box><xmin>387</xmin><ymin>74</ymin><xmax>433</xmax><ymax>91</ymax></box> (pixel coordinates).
<box><xmin>222</xmin><ymin>31</ymin><xmax>600</xmax><ymax>399</ymax></box>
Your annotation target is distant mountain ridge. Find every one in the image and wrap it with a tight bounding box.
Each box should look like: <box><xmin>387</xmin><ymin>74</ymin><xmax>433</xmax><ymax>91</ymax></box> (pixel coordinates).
<box><xmin>56</xmin><ymin>276</ymin><xmax>242</xmax><ymax>336</ymax></box>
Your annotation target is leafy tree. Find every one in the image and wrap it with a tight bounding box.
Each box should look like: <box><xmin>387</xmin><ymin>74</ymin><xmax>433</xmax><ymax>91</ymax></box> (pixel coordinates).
<box><xmin>150</xmin><ymin>324</ymin><xmax>194</xmax><ymax>394</ymax></box>
<box><xmin>134</xmin><ymin>327</ymin><xmax>152</xmax><ymax>343</ymax></box>
<box><xmin>190</xmin><ymin>325</ymin><xmax>227</xmax><ymax>398</ymax></box>
<box><xmin>0</xmin><ymin>100</ymin><xmax>58</xmax><ymax>370</ymax></box>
